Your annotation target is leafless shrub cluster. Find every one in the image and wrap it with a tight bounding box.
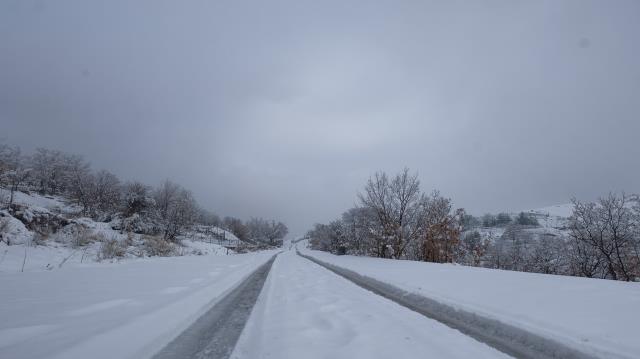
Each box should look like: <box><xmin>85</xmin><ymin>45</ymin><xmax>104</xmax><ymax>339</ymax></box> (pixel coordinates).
<box><xmin>0</xmin><ymin>217</ymin><xmax>9</xmax><ymax>245</ymax></box>
<box><xmin>97</xmin><ymin>237</ymin><xmax>127</xmax><ymax>261</ymax></box>
<box><xmin>246</xmin><ymin>218</ymin><xmax>288</xmax><ymax>247</ymax></box>
<box><xmin>484</xmin><ymin>227</ymin><xmax>569</xmax><ymax>275</ymax></box>
<box><xmin>143</xmin><ymin>235</ymin><xmax>176</xmax><ymax>257</ymax></box>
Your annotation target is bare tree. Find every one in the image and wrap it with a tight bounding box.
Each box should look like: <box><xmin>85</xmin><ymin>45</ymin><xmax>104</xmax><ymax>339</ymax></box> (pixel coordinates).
<box><xmin>570</xmin><ymin>194</ymin><xmax>638</xmax><ymax>281</ymax></box>
<box><xmin>154</xmin><ymin>180</ymin><xmax>180</xmax><ymax>221</ymax></box>
<box><xmin>66</xmin><ymin>155</ymin><xmax>94</xmax><ymax>215</ymax></box>
<box><xmin>458</xmin><ymin>230</ymin><xmax>489</xmax><ymax>266</ymax></box>
<box><xmin>358</xmin><ymin>168</ymin><xmax>422</xmax><ymax>258</ymax></box>
<box><xmin>266</xmin><ymin>221</ymin><xmax>288</xmax><ymax>246</ymax></box>
<box><xmin>358</xmin><ymin>171</ymin><xmax>392</xmax><ymax>257</ymax></box>
<box><xmin>122</xmin><ymin>181</ymin><xmax>154</xmax><ymax>216</ymax></box>
<box><xmin>419</xmin><ymin>192</ymin><xmax>462</xmax><ymax>263</ymax></box>
<box><xmin>223</xmin><ymin>217</ymin><xmax>249</xmax><ymax>241</ymax></box>
<box><xmin>567</xmin><ymin>235</ymin><xmax>604</xmax><ymax>278</ymax></box>
<box><xmin>0</xmin><ymin>145</ymin><xmax>30</xmax><ymax>209</ymax></box>
<box><xmin>307</xmin><ymin>223</ymin><xmax>332</xmax><ymax>252</ymax></box>
<box><xmin>341</xmin><ymin>206</ymin><xmax>377</xmax><ymax>256</ymax></box>
<box><xmin>93</xmin><ymin>170</ymin><xmax>121</xmax><ymax>215</ymax></box>
<box><xmin>247</xmin><ymin>218</ymin><xmax>288</xmax><ymax>246</ymax></box>
<box><xmin>163</xmin><ymin>188</ymin><xmax>197</xmax><ymax>242</ymax></box>
<box><xmin>195</xmin><ymin>207</ymin><xmax>221</xmax><ymax>227</ymax></box>
<box><xmin>307</xmin><ymin>221</ymin><xmax>346</xmax><ymax>254</ymax></box>
<box><xmin>29</xmin><ymin>148</ymin><xmax>84</xmax><ymax>196</ymax></box>
<box><xmin>529</xmin><ymin>235</ymin><xmax>568</xmax><ymax>274</ymax></box>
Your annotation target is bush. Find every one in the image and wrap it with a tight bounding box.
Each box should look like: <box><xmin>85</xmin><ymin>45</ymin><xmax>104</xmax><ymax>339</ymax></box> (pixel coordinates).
<box><xmin>32</xmin><ymin>231</ymin><xmax>49</xmax><ymax>246</ymax></box>
<box><xmin>143</xmin><ymin>235</ymin><xmax>176</xmax><ymax>257</ymax></box>
<box><xmin>482</xmin><ymin>214</ymin><xmax>497</xmax><ymax>227</ymax></box>
<box><xmin>97</xmin><ymin>237</ymin><xmax>126</xmax><ymax>261</ymax></box>
<box><xmin>64</xmin><ymin>224</ymin><xmax>105</xmax><ymax>248</ymax></box>
<box><xmin>496</xmin><ymin>213</ymin><xmax>512</xmax><ymax>226</ymax></box>
<box><xmin>0</xmin><ymin>217</ymin><xmax>8</xmax><ymax>244</ymax></box>
<box><xmin>515</xmin><ymin>212</ymin><xmax>539</xmax><ymax>226</ymax></box>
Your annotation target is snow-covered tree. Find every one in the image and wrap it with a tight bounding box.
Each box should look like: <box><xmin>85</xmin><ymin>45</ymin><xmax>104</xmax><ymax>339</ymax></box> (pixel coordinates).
<box><xmin>570</xmin><ymin>194</ymin><xmax>639</xmax><ymax>281</ymax></box>
<box><xmin>122</xmin><ymin>181</ymin><xmax>154</xmax><ymax>216</ymax></box>
<box><xmin>515</xmin><ymin>212</ymin><xmax>539</xmax><ymax>226</ymax></box>
<box><xmin>0</xmin><ymin>144</ymin><xmax>30</xmax><ymax>208</ymax></box>
<box><xmin>458</xmin><ymin>230</ymin><xmax>489</xmax><ymax>266</ymax></box>
<box><xmin>66</xmin><ymin>155</ymin><xmax>94</xmax><ymax>215</ymax></box>
<box><xmin>162</xmin><ymin>188</ymin><xmax>197</xmax><ymax>242</ymax></box>
<box><xmin>358</xmin><ymin>168</ymin><xmax>422</xmax><ymax>259</ymax></box>
<box><xmin>93</xmin><ymin>170</ymin><xmax>121</xmax><ymax>215</ymax></box>
<box><xmin>247</xmin><ymin>217</ymin><xmax>288</xmax><ymax>246</ymax></box>
<box><xmin>223</xmin><ymin>216</ymin><xmax>249</xmax><ymax>241</ymax></box>
<box><xmin>154</xmin><ymin>180</ymin><xmax>180</xmax><ymax>221</ymax></box>
<box><xmin>418</xmin><ymin>192</ymin><xmax>463</xmax><ymax>263</ymax></box>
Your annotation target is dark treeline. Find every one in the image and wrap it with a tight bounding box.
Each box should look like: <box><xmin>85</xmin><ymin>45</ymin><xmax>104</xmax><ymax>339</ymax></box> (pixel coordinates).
<box><xmin>0</xmin><ymin>143</ymin><xmax>287</xmax><ymax>246</ymax></box>
<box><xmin>307</xmin><ymin>168</ymin><xmax>640</xmax><ymax>281</ymax></box>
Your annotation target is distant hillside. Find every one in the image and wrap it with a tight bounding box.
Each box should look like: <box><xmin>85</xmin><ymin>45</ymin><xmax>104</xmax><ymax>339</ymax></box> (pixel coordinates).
<box><xmin>0</xmin><ymin>189</ymin><xmax>240</xmax><ymax>272</ymax></box>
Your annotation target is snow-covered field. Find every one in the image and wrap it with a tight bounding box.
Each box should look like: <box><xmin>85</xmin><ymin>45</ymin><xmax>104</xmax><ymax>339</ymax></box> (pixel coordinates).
<box><xmin>0</xmin><ymin>250</ymin><xmax>277</xmax><ymax>359</ymax></box>
<box><xmin>300</xmin><ymin>248</ymin><xmax>640</xmax><ymax>359</ymax></box>
<box><xmin>528</xmin><ymin>203</ymin><xmax>574</xmax><ymax>218</ymax></box>
<box><xmin>0</xmin><ymin>238</ymin><xmax>233</xmax><ymax>273</ymax></box>
<box><xmin>232</xmin><ymin>250</ymin><xmax>510</xmax><ymax>359</ymax></box>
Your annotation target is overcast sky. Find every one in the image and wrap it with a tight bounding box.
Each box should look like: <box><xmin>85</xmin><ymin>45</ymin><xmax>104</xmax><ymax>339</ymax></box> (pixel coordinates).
<box><xmin>2</xmin><ymin>0</ymin><xmax>639</xmax><ymax>235</ymax></box>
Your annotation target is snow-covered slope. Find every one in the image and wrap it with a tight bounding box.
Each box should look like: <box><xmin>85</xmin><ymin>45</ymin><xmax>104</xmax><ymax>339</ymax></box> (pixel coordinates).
<box><xmin>0</xmin><ymin>190</ymin><xmax>239</xmax><ymax>272</ymax></box>
<box><xmin>470</xmin><ymin>203</ymin><xmax>573</xmax><ymax>244</ymax></box>
<box><xmin>528</xmin><ymin>203</ymin><xmax>574</xmax><ymax>218</ymax></box>
<box><xmin>301</xmin><ymin>249</ymin><xmax>640</xmax><ymax>359</ymax></box>
<box><xmin>522</xmin><ymin>203</ymin><xmax>573</xmax><ymax>229</ymax></box>
<box><xmin>3</xmin><ymin>189</ymin><xmax>82</xmax><ymax>215</ymax></box>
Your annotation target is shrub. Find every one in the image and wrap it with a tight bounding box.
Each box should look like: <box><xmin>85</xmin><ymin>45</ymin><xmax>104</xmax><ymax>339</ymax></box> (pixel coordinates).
<box><xmin>97</xmin><ymin>237</ymin><xmax>126</xmax><ymax>261</ymax></box>
<box><xmin>515</xmin><ymin>212</ymin><xmax>539</xmax><ymax>226</ymax></box>
<box><xmin>495</xmin><ymin>213</ymin><xmax>512</xmax><ymax>226</ymax></box>
<box><xmin>65</xmin><ymin>225</ymin><xmax>105</xmax><ymax>248</ymax></box>
<box><xmin>143</xmin><ymin>235</ymin><xmax>176</xmax><ymax>257</ymax></box>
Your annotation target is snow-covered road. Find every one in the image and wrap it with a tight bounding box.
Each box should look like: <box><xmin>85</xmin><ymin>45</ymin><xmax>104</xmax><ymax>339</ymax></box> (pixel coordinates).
<box><xmin>232</xmin><ymin>251</ymin><xmax>511</xmax><ymax>359</ymax></box>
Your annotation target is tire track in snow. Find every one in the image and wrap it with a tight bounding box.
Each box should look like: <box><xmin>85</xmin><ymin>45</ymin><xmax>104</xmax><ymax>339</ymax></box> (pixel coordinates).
<box><xmin>297</xmin><ymin>250</ymin><xmax>597</xmax><ymax>359</ymax></box>
<box><xmin>152</xmin><ymin>254</ymin><xmax>277</xmax><ymax>359</ymax></box>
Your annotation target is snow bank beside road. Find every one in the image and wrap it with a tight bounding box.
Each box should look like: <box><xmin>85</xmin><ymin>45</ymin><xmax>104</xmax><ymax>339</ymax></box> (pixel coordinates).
<box><xmin>0</xmin><ymin>250</ymin><xmax>276</xmax><ymax>359</ymax></box>
<box><xmin>301</xmin><ymin>249</ymin><xmax>640</xmax><ymax>359</ymax></box>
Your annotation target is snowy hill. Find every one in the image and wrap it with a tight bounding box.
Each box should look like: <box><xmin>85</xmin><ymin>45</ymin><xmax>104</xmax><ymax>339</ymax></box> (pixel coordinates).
<box><xmin>473</xmin><ymin>203</ymin><xmax>573</xmax><ymax>242</ymax></box>
<box><xmin>528</xmin><ymin>203</ymin><xmax>574</xmax><ymax>218</ymax></box>
<box><xmin>521</xmin><ymin>203</ymin><xmax>573</xmax><ymax>230</ymax></box>
<box><xmin>0</xmin><ymin>189</ymin><xmax>238</xmax><ymax>272</ymax></box>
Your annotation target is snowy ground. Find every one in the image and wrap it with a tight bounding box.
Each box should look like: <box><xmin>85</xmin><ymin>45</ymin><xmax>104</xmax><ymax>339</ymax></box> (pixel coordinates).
<box><xmin>2</xmin><ymin>189</ymin><xmax>82</xmax><ymax>215</ymax></box>
<box><xmin>0</xmin><ymin>239</ymin><xmax>232</xmax><ymax>273</ymax></box>
<box><xmin>232</xmin><ymin>250</ymin><xmax>511</xmax><ymax>359</ymax></box>
<box><xmin>0</xmin><ymin>250</ymin><xmax>276</xmax><ymax>359</ymax></box>
<box><xmin>301</xmin><ymin>248</ymin><xmax>640</xmax><ymax>359</ymax></box>
<box><xmin>3</xmin><ymin>233</ymin><xmax>637</xmax><ymax>359</ymax></box>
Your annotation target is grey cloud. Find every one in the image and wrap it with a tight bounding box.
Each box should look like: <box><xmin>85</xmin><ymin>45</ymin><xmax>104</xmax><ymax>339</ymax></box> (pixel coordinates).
<box><xmin>2</xmin><ymin>0</ymin><xmax>639</xmax><ymax>235</ymax></box>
